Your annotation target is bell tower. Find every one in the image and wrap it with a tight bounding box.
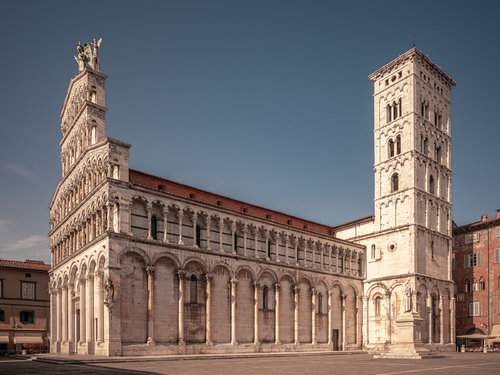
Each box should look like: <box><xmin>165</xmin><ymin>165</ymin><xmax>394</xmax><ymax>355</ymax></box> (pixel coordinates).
<box><xmin>368</xmin><ymin>47</ymin><xmax>455</xmax><ymax>280</ymax></box>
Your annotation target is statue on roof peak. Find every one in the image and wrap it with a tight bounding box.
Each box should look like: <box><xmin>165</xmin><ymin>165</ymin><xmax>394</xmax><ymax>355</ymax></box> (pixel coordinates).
<box><xmin>74</xmin><ymin>38</ymin><xmax>102</xmax><ymax>72</ymax></box>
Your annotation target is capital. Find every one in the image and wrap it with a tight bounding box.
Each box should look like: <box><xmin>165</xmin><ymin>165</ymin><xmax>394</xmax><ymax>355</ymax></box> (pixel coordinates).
<box><xmin>274</xmin><ymin>282</ymin><xmax>281</xmax><ymax>291</ymax></box>
<box><xmin>146</xmin><ymin>266</ymin><xmax>155</xmax><ymax>275</ymax></box>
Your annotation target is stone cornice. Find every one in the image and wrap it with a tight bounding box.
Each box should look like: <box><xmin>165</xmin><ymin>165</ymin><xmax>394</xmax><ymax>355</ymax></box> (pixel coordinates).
<box><xmin>365</xmin><ymin>272</ymin><xmax>453</xmax><ymax>284</ymax></box>
<box><xmin>369</xmin><ymin>48</ymin><xmax>456</xmax><ymax>90</ymax></box>
<box><xmin>373</xmin><ymin>150</ymin><xmax>452</xmax><ymax>174</ymax></box>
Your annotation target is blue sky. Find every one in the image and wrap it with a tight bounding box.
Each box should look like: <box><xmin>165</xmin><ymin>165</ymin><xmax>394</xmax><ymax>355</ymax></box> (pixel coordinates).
<box><xmin>1</xmin><ymin>1</ymin><xmax>499</xmax><ymax>264</ymax></box>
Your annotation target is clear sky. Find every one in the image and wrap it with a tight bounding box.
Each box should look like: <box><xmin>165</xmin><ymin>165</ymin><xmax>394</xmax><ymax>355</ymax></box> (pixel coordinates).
<box><xmin>1</xmin><ymin>1</ymin><xmax>499</xmax><ymax>264</ymax></box>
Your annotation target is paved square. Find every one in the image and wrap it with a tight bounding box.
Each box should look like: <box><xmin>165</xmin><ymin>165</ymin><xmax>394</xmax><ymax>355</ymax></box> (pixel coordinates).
<box><xmin>1</xmin><ymin>353</ymin><xmax>500</xmax><ymax>375</ymax></box>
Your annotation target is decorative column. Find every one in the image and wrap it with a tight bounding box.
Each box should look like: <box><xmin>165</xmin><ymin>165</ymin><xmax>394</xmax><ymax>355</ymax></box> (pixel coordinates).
<box><xmin>357</xmin><ymin>296</ymin><xmax>362</xmax><ymax>348</ymax></box>
<box><xmin>219</xmin><ymin>218</ymin><xmax>224</xmax><ymax>252</ymax></box>
<box><xmin>242</xmin><ymin>225</ymin><xmax>248</xmax><ymax>256</ymax></box>
<box><xmin>284</xmin><ymin>235</ymin><xmax>289</xmax><ymax>264</ymax></box>
<box><xmin>178</xmin><ymin>270</ymin><xmax>186</xmax><ymax>345</ymax></box>
<box><xmin>79</xmin><ymin>278</ymin><xmax>86</xmax><ymax>343</ymax></box>
<box><xmin>147</xmin><ymin>204</ymin><xmax>153</xmax><ymax>239</ymax></box>
<box><xmin>275</xmin><ymin>235</ymin><xmax>281</xmax><ymax>262</ymax></box>
<box><xmin>254</xmin><ymin>228</ymin><xmax>260</xmax><ymax>259</ymax></box>
<box><xmin>311</xmin><ymin>287</ymin><xmax>317</xmax><ymax>345</ymax></box>
<box><xmin>362</xmin><ymin>296</ymin><xmax>368</xmax><ymax>347</ymax></box>
<box><xmin>231</xmin><ymin>222</ymin><xmax>236</xmax><ymax>254</ymax></box>
<box><xmin>177</xmin><ymin>211</ymin><xmax>184</xmax><ymax>245</ymax></box>
<box><xmin>328</xmin><ymin>247</ymin><xmax>332</xmax><ymax>272</ymax></box>
<box><xmin>275</xmin><ymin>282</ymin><xmax>281</xmax><ymax>345</ymax></box>
<box><xmin>439</xmin><ymin>294</ymin><xmax>444</xmax><ymax>344</ymax></box>
<box><xmin>147</xmin><ymin>266</ymin><xmax>155</xmax><ymax>345</ymax></box>
<box><xmin>205</xmin><ymin>217</ymin><xmax>211</xmax><ymax>250</ymax></box>
<box><xmin>231</xmin><ymin>279</ymin><xmax>238</xmax><ymax>345</ymax></box>
<box><xmin>107</xmin><ymin>202</ymin><xmax>114</xmax><ymax>233</ymax></box>
<box><xmin>253</xmin><ymin>282</ymin><xmax>260</xmax><ymax>345</ymax></box>
<box><xmin>163</xmin><ymin>208</ymin><xmax>169</xmax><ymax>242</ymax></box>
<box><xmin>294</xmin><ymin>238</ymin><xmax>299</xmax><ymax>266</ymax></box>
<box><xmin>427</xmin><ymin>293</ymin><xmax>432</xmax><ymax>344</ymax></box>
<box><xmin>62</xmin><ymin>285</ymin><xmax>68</xmax><ymax>342</ymax></box>
<box><xmin>310</xmin><ymin>240</ymin><xmax>315</xmax><ymax>268</ymax></box>
<box><xmin>50</xmin><ymin>288</ymin><xmax>58</xmax><ymax>350</ymax></box>
<box><xmin>347</xmin><ymin>250</ymin><xmax>352</xmax><ymax>275</ymax></box>
<box><xmin>90</xmin><ymin>214</ymin><xmax>96</xmax><ymax>241</ymax></box>
<box><xmin>95</xmin><ymin>273</ymin><xmax>104</xmax><ymax>343</ymax></box>
<box><xmin>205</xmin><ymin>274</ymin><xmax>213</xmax><ymax>345</ymax></box>
<box><xmin>341</xmin><ymin>293</ymin><xmax>346</xmax><ymax>350</ymax></box>
<box><xmin>86</xmin><ymin>275</ymin><xmax>94</xmax><ymax>344</ymax></box>
<box><xmin>192</xmin><ymin>213</ymin><xmax>198</xmax><ymax>247</ymax></box>
<box><xmin>385</xmin><ymin>292</ymin><xmax>391</xmax><ymax>344</ymax></box>
<box><xmin>294</xmin><ymin>286</ymin><xmax>300</xmax><ymax>345</ymax></box>
<box><xmin>450</xmin><ymin>296</ymin><xmax>455</xmax><ymax>344</ymax></box>
<box><xmin>327</xmin><ymin>291</ymin><xmax>333</xmax><ymax>345</ymax></box>
<box><xmin>56</xmin><ymin>287</ymin><xmax>62</xmax><ymax>343</ymax></box>
<box><xmin>68</xmin><ymin>284</ymin><xmax>75</xmax><ymax>352</ymax></box>
<box><xmin>320</xmin><ymin>244</ymin><xmax>325</xmax><ymax>270</ymax></box>
<box><xmin>264</xmin><ymin>231</ymin><xmax>270</xmax><ymax>260</ymax></box>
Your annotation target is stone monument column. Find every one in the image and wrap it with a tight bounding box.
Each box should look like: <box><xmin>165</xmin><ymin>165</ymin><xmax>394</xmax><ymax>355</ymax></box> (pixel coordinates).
<box><xmin>86</xmin><ymin>275</ymin><xmax>94</xmax><ymax>347</ymax></box>
<box><xmin>328</xmin><ymin>291</ymin><xmax>333</xmax><ymax>345</ymax></box>
<box><xmin>62</xmin><ymin>285</ymin><xmax>68</xmax><ymax>343</ymax></box>
<box><xmin>192</xmin><ymin>213</ymin><xmax>198</xmax><ymax>247</ymax></box>
<box><xmin>205</xmin><ymin>274</ymin><xmax>213</xmax><ymax>345</ymax></box>
<box><xmin>362</xmin><ymin>296</ymin><xmax>369</xmax><ymax>346</ymax></box>
<box><xmin>427</xmin><ymin>293</ymin><xmax>432</xmax><ymax>344</ymax></box>
<box><xmin>205</xmin><ymin>217</ymin><xmax>211</xmax><ymax>250</ymax></box>
<box><xmin>311</xmin><ymin>288</ymin><xmax>317</xmax><ymax>345</ymax></box>
<box><xmin>439</xmin><ymin>294</ymin><xmax>444</xmax><ymax>344</ymax></box>
<box><xmin>177</xmin><ymin>211</ymin><xmax>184</xmax><ymax>245</ymax></box>
<box><xmin>147</xmin><ymin>267</ymin><xmax>155</xmax><ymax>346</ymax></box>
<box><xmin>95</xmin><ymin>272</ymin><xmax>104</xmax><ymax>343</ymax></box>
<box><xmin>231</xmin><ymin>279</ymin><xmax>238</xmax><ymax>345</ymax></box>
<box><xmin>294</xmin><ymin>286</ymin><xmax>300</xmax><ymax>345</ymax></box>
<box><xmin>163</xmin><ymin>208</ymin><xmax>169</xmax><ymax>242</ymax></box>
<box><xmin>450</xmin><ymin>296</ymin><xmax>455</xmax><ymax>344</ymax></box>
<box><xmin>254</xmin><ymin>282</ymin><xmax>260</xmax><ymax>344</ymax></box>
<box><xmin>385</xmin><ymin>292</ymin><xmax>391</xmax><ymax>343</ymax></box>
<box><xmin>178</xmin><ymin>270</ymin><xmax>186</xmax><ymax>345</ymax></box>
<box><xmin>56</xmin><ymin>287</ymin><xmax>62</xmax><ymax>343</ymax></box>
<box><xmin>275</xmin><ymin>283</ymin><xmax>280</xmax><ymax>345</ymax></box>
<box><xmin>341</xmin><ymin>293</ymin><xmax>346</xmax><ymax>350</ymax></box>
<box><xmin>79</xmin><ymin>278</ymin><xmax>86</xmax><ymax>343</ymax></box>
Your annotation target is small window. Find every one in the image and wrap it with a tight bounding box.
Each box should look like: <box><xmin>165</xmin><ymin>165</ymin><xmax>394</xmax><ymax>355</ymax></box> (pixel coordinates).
<box><xmin>287</xmin><ymin>220</ymin><xmax>292</xmax><ymax>225</ymax></box>
<box><xmin>371</xmin><ymin>245</ymin><xmax>376</xmax><ymax>260</ymax></box>
<box><xmin>20</xmin><ymin>311</ymin><xmax>34</xmax><ymax>324</ymax></box>
<box><xmin>391</xmin><ymin>173</ymin><xmax>399</xmax><ymax>192</ymax></box>
<box><xmin>431</xmin><ymin>241</ymin><xmax>435</xmax><ymax>259</ymax></box>
<box><xmin>424</xmin><ymin>138</ymin><xmax>429</xmax><ymax>156</ymax></box>
<box><xmin>479</xmin><ymin>277</ymin><xmax>485</xmax><ymax>291</ymax></box>
<box><xmin>303</xmin><ymin>224</ymin><xmax>308</xmax><ymax>230</ymax></box>
<box><xmin>465</xmin><ymin>279</ymin><xmax>470</xmax><ymax>293</ymax></box>
<box><xmin>267</xmin><ymin>241</ymin><xmax>271</xmax><ymax>258</ymax></box>
<box><xmin>468</xmin><ymin>301</ymin><xmax>481</xmax><ymax>317</ymax></box>
<box><xmin>217</xmin><ymin>200</ymin><xmax>222</xmax><ymax>207</ymax></box>
<box><xmin>266</xmin><ymin>214</ymin><xmax>272</xmax><ymax>220</ymax></box>
<box><xmin>21</xmin><ymin>282</ymin><xmax>35</xmax><ymax>300</ymax></box>
<box><xmin>263</xmin><ymin>286</ymin><xmax>269</xmax><ymax>309</ymax></box>
<box><xmin>374</xmin><ymin>296</ymin><xmax>381</xmax><ymax>316</ymax></box>
<box><xmin>0</xmin><ymin>309</ymin><xmax>4</xmax><ymax>322</ymax></box>
<box><xmin>396</xmin><ymin>135</ymin><xmax>401</xmax><ymax>155</ymax></box>
<box><xmin>429</xmin><ymin>176</ymin><xmax>435</xmax><ymax>195</ymax></box>
<box><xmin>496</xmin><ymin>227</ymin><xmax>500</xmax><ymax>237</ymax></box>
<box><xmin>495</xmin><ymin>248</ymin><xmax>500</xmax><ymax>263</ymax></box>
<box><xmin>25</xmin><ymin>273</ymin><xmax>31</xmax><ymax>278</ymax></box>
<box><xmin>234</xmin><ymin>233</ymin><xmax>238</xmax><ymax>252</ymax></box>
<box><xmin>454</xmin><ymin>283</ymin><xmax>458</xmax><ymax>295</ymax></box>
<box><xmin>389</xmin><ymin>139</ymin><xmax>395</xmax><ymax>158</ymax></box>
<box><xmin>158</xmin><ymin>185</ymin><xmax>163</xmax><ymax>191</ymax></box>
<box><xmin>190</xmin><ymin>275</ymin><xmax>197</xmax><ymax>304</ymax></box>
<box><xmin>242</xmin><ymin>207</ymin><xmax>248</xmax><ymax>213</ymax></box>
<box><xmin>189</xmin><ymin>193</ymin><xmax>197</xmax><ymax>199</ymax></box>
<box><xmin>318</xmin><ymin>293</ymin><xmax>323</xmax><ymax>314</ymax></box>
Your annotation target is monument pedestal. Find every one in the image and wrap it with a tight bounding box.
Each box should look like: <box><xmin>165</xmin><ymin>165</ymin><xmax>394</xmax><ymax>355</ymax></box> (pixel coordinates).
<box><xmin>374</xmin><ymin>312</ymin><xmax>445</xmax><ymax>359</ymax></box>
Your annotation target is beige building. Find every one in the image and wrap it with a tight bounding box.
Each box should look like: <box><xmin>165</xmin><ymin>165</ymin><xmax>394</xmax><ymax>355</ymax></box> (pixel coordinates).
<box><xmin>0</xmin><ymin>259</ymin><xmax>51</xmax><ymax>354</ymax></box>
<box><xmin>48</xmin><ymin>44</ymin><xmax>454</xmax><ymax>357</ymax></box>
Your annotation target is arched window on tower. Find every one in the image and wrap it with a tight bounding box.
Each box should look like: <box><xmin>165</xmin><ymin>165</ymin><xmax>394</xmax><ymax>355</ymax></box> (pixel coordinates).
<box><xmin>318</xmin><ymin>293</ymin><xmax>323</xmax><ymax>314</ymax></box>
<box><xmin>396</xmin><ymin>135</ymin><xmax>401</xmax><ymax>155</ymax></box>
<box><xmin>436</xmin><ymin>146</ymin><xmax>442</xmax><ymax>164</ymax></box>
<box><xmin>398</xmin><ymin>98</ymin><xmax>402</xmax><ymax>117</ymax></box>
<box><xmin>389</xmin><ymin>139</ymin><xmax>395</xmax><ymax>158</ymax></box>
<box><xmin>431</xmin><ymin>240</ymin><xmax>435</xmax><ymax>259</ymax></box>
<box><xmin>387</xmin><ymin>105</ymin><xmax>392</xmax><ymax>123</ymax></box>
<box><xmin>391</xmin><ymin>173</ymin><xmax>399</xmax><ymax>192</ymax></box>
<box><xmin>371</xmin><ymin>244</ymin><xmax>376</xmax><ymax>259</ymax></box>
<box><xmin>472</xmin><ymin>278</ymin><xmax>478</xmax><ymax>292</ymax></box>
<box><xmin>196</xmin><ymin>224</ymin><xmax>201</xmax><ymax>247</ymax></box>
<box><xmin>424</xmin><ymin>138</ymin><xmax>429</xmax><ymax>156</ymax></box>
<box><xmin>479</xmin><ymin>277</ymin><xmax>485</xmax><ymax>291</ymax></box>
<box><xmin>465</xmin><ymin>279</ymin><xmax>470</xmax><ymax>293</ymax></box>
<box><xmin>429</xmin><ymin>176</ymin><xmax>435</xmax><ymax>195</ymax></box>
<box><xmin>151</xmin><ymin>215</ymin><xmax>157</xmax><ymax>240</ymax></box>
<box><xmin>393</xmin><ymin>101</ymin><xmax>398</xmax><ymax>120</ymax></box>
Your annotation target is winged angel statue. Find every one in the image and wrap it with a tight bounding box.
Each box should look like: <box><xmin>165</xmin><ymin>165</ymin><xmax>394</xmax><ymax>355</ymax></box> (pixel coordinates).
<box><xmin>75</xmin><ymin>38</ymin><xmax>102</xmax><ymax>72</ymax></box>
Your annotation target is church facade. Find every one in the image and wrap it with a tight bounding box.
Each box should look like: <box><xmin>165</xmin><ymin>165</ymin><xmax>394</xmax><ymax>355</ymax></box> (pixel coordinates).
<box><xmin>48</xmin><ymin>45</ymin><xmax>454</xmax><ymax>356</ymax></box>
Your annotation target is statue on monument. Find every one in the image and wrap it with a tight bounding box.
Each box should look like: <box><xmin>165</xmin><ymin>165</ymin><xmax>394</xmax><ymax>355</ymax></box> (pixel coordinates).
<box><xmin>74</xmin><ymin>38</ymin><xmax>102</xmax><ymax>72</ymax></box>
<box><xmin>104</xmin><ymin>278</ymin><xmax>115</xmax><ymax>307</ymax></box>
<box><xmin>402</xmin><ymin>278</ymin><xmax>412</xmax><ymax>313</ymax></box>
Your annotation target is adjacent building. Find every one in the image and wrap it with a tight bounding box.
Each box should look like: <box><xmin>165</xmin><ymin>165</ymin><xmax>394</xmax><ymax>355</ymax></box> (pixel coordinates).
<box><xmin>48</xmin><ymin>44</ymin><xmax>455</xmax><ymax>356</ymax></box>
<box><xmin>452</xmin><ymin>210</ymin><xmax>500</xmax><ymax>348</ymax></box>
<box><xmin>0</xmin><ymin>259</ymin><xmax>51</xmax><ymax>355</ymax></box>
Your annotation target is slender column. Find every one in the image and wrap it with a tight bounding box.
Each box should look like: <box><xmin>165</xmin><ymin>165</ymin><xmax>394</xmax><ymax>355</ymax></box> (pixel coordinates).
<box><xmin>242</xmin><ymin>225</ymin><xmax>248</xmax><ymax>256</ymax></box>
<box><xmin>347</xmin><ymin>250</ymin><xmax>352</xmax><ymax>275</ymax></box>
<box><xmin>68</xmin><ymin>284</ymin><xmax>75</xmax><ymax>342</ymax></box>
<box><xmin>178</xmin><ymin>270</ymin><xmax>186</xmax><ymax>345</ymax></box>
<box><xmin>264</xmin><ymin>231</ymin><xmax>270</xmax><ymax>260</ymax></box>
<box><xmin>336</xmin><ymin>248</ymin><xmax>340</xmax><ymax>273</ymax></box>
<box><xmin>341</xmin><ymin>293</ymin><xmax>346</xmax><ymax>350</ymax></box>
<box><xmin>362</xmin><ymin>296</ymin><xmax>368</xmax><ymax>346</ymax></box>
<box><xmin>231</xmin><ymin>279</ymin><xmax>238</xmax><ymax>345</ymax></box>
<box><xmin>91</xmin><ymin>214</ymin><xmax>96</xmax><ymax>240</ymax></box>
<box><xmin>320</xmin><ymin>245</ymin><xmax>325</xmax><ymax>270</ymax></box>
<box><xmin>450</xmin><ymin>296</ymin><xmax>455</xmax><ymax>344</ymax></box>
<box><xmin>79</xmin><ymin>278</ymin><xmax>86</xmax><ymax>343</ymax></box>
<box><xmin>107</xmin><ymin>202</ymin><xmax>114</xmax><ymax>233</ymax></box>
<box><xmin>147</xmin><ymin>205</ymin><xmax>153</xmax><ymax>239</ymax></box>
<box><xmin>205</xmin><ymin>274</ymin><xmax>213</xmax><ymax>345</ymax></box>
<box><xmin>254</xmin><ymin>282</ymin><xmax>260</xmax><ymax>344</ymax></box>
<box><xmin>50</xmin><ymin>289</ymin><xmax>58</xmax><ymax>349</ymax></box>
<box><xmin>328</xmin><ymin>248</ymin><xmax>332</xmax><ymax>271</ymax></box>
<box><xmin>219</xmin><ymin>218</ymin><xmax>224</xmax><ymax>252</ymax></box>
<box><xmin>311</xmin><ymin>288</ymin><xmax>317</xmax><ymax>345</ymax></box>
<box><xmin>275</xmin><ymin>283</ymin><xmax>281</xmax><ymax>345</ymax></box>
<box><xmin>357</xmin><ymin>296</ymin><xmax>362</xmax><ymax>348</ymax></box>
<box><xmin>254</xmin><ymin>228</ymin><xmax>260</xmax><ymax>259</ymax></box>
<box><xmin>163</xmin><ymin>208</ymin><xmax>169</xmax><ymax>242</ymax></box>
<box><xmin>205</xmin><ymin>217</ymin><xmax>211</xmax><ymax>250</ymax></box>
<box><xmin>86</xmin><ymin>275</ymin><xmax>94</xmax><ymax>343</ymax></box>
<box><xmin>56</xmin><ymin>287</ymin><xmax>62</xmax><ymax>343</ymax></box>
<box><xmin>310</xmin><ymin>240</ymin><xmax>315</xmax><ymax>268</ymax></box>
<box><xmin>293</xmin><ymin>286</ymin><xmax>300</xmax><ymax>345</ymax></box>
<box><xmin>95</xmin><ymin>273</ymin><xmax>104</xmax><ymax>343</ymax></box>
<box><xmin>427</xmin><ymin>293</ymin><xmax>432</xmax><ymax>344</ymax></box>
<box><xmin>275</xmin><ymin>235</ymin><xmax>281</xmax><ymax>262</ymax></box>
<box><xmin>284</xmin><ymin>235</ymin><xmax>289</xmax><ymax>264</ymax></box>
<box><xmin>177</xmin><ymin>211</ymin><xmax>184</xmax><ymax>245</ymax></box>
<box><xmin>231</xmin><ymin>223</ymin><xmax>236</xmax><ymax>254</ymax></box>
<box><xmin>385</xmin><ymin>292</ymin><xmax>391</xmax><ymax>344</ymax></box>
<box><xmin>294</xmin><ymin>239</ymin><xmax>299</xmax><ymax>266</ymax></box>
<box><xmin>192</xmin><ymin>213</ymin><xmax>198</xmax><ymax>247</ymax></box>
<box><xmin>327</xmin><ymin>291</ymin><xmax>333</xmax><ymax>345</ymax></box>
<box><xmin>147</xmin><ymin>267</ymin><xmax>155</xmax><ymax>345</ymax></box>
<box><xmin>439</xmin><ymin>294</ymin><xmax>444</xmax><ymax>344</ymax></box>
<box><xmin>62</xmin><ymin>285</ymin><xmax>68</xmax><ymax>342</ymax></box>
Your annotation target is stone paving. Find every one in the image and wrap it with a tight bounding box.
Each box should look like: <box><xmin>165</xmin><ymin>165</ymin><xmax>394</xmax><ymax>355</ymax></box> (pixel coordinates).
<box><xmin>1</xmin><ymin>352</ymin><xmax>500</xmax><ymax>375</ymax></box>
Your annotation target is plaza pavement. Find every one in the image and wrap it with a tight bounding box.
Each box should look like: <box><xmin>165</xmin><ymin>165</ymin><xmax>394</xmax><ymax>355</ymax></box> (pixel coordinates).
<box><xmin>1</xmin><ymin>352</ymin><xmax>499</xmax><ymax>375</ymax></box>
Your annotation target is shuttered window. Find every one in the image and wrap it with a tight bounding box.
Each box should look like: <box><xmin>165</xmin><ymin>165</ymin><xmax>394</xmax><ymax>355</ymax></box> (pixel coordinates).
<box><xmin>468</xmin><ymin>301</ymin><xmax>481</xmax><ymax>317</ymax></box>
<box><xmin>465</xmin><ymin>233</ymin><xmax>480</xmax><ymax>244</ymax></box>
<box><xmin>496</xmin><ymin>227</ymin><xmax>500</xmax><ymax>238</ymax></box>
<box><xmin>465</xmin><ymin>252</ymin><xmax>482</xmax><ymax>268</ymax></box>
<box><xmin>495</xmin><ymin>249</ymin><xmax>500</xmax><ymax>264</ymax></box>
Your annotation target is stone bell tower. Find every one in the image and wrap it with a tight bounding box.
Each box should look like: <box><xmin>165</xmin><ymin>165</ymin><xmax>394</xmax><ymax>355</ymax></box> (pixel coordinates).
<box><xmin>335</xmin><ymin>47</ymin><xmax>456</xmax><ymax>355</ymax></box>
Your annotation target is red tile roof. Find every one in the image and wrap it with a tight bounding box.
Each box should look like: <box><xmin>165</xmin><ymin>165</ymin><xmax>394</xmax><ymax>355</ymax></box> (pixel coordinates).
<box><xmin>0</xmin><ymin>259</ymin><xmax>51</xmax><ymax>271</ymax></box>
